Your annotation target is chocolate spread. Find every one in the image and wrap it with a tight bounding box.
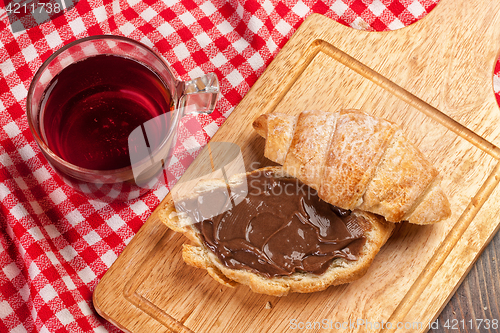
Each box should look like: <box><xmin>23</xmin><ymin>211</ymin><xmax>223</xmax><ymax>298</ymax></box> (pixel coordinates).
<box><xmin>175</xmin><ymin>170</ymin><xmax>367</xmax><ymax>278</ymax></box>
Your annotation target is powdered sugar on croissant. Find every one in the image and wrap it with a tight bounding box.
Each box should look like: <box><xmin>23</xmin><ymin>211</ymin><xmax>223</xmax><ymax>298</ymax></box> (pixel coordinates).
<box><xmin>252</xmin><ymin>109</ymin><xmax>451</xmax><ymax>225</ymax></box>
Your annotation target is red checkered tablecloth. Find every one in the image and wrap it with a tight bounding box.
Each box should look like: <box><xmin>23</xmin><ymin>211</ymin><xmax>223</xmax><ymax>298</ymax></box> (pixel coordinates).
<box><xmin>0</xmin><ymin>0</ymin><xmax>499</xmax><ymax>332</ymax></box>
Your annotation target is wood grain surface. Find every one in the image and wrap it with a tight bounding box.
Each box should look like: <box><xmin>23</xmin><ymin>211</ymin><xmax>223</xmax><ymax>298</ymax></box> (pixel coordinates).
<box><xmin>93</xmin><ymin>0</ymin><xmax>500</xmax><ymax>332</ymax></box>
<box><xmin>432</xmin><ymin>233</ymin><xmax>500</xmax><ymax>333</ymax></box>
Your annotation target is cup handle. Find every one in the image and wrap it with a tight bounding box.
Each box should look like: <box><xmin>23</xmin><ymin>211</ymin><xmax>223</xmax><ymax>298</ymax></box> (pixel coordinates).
<box><xmin>178</xmin><ymin>73</ymin><xmax>219</xmax><ymax>116</ymax></box>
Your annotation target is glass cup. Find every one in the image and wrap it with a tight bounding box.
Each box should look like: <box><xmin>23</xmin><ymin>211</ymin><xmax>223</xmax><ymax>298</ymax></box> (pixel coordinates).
<box><xmin>26</xmin><ymin>35</ymin><xmax>219</xmax><ymax>202</ymax></box>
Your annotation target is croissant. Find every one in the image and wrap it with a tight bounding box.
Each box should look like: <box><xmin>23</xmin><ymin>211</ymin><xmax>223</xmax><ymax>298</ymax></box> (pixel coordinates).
<box><xmin>252</xmin><ymin>109</ymin><xmax>451</xmax><ymax>225</ymax></box>
<box><xmin>159</xmin><ymin>166</ymin><xmax>395</xmax><ymax>296</ymax></box>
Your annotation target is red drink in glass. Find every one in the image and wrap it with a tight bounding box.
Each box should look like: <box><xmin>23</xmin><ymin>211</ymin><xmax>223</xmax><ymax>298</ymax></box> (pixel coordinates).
<box><xmin>40</xmin><ymin>54</ymin><xmax>173</xmax><ymax>171</ymax></box>
<box><xmin>27</xmin><ymin>35</ymin><xmax>219</xmax><ymax>202</ymax></box>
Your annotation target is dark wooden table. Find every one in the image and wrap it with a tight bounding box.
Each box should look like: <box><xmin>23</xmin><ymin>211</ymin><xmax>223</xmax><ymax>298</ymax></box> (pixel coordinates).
<box><xmin>431</xmin><ymin>229</ymin><xmax>500</xmax><ymax>333</ymax></box>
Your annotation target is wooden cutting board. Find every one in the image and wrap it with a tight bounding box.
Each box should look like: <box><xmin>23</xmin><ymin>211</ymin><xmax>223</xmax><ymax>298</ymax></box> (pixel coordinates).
<box><xmin>93</xmin><ymin>0</ymin><xmax>500</xmax><ymax>332</ymax></box>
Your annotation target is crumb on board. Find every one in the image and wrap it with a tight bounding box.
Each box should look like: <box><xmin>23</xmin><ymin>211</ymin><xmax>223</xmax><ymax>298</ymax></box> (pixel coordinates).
<box><xmin>265</xmin><ymin>301</ymin><xmax>272</xmax><ymax>309</ymax></box>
